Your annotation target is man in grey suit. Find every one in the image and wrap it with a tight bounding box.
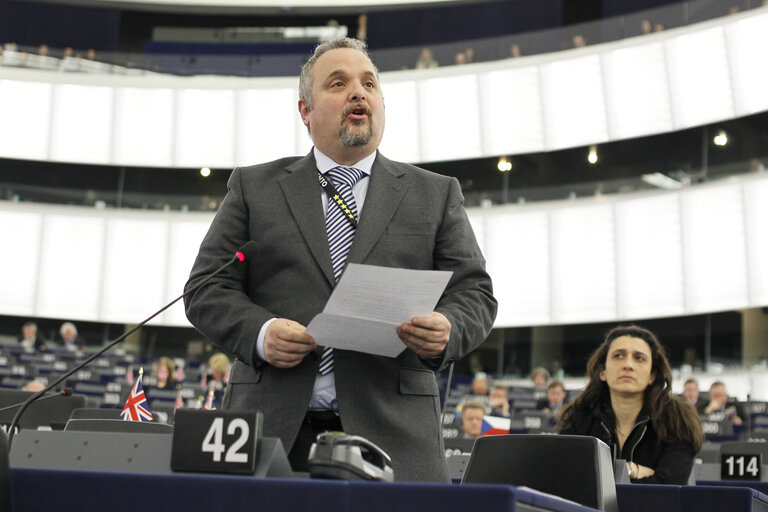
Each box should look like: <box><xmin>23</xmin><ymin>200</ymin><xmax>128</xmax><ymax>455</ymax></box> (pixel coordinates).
<box><xmin>184</xmin><ymin>37</ymin><xmax>496</xmax><ymax>482</ymax></box>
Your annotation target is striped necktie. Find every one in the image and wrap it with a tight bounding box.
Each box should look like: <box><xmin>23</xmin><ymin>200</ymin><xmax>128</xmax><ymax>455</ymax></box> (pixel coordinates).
<box><xmin>319</xmin><ymin>165</ymin><xmax>366</xmax><ymax>376</ymax></box>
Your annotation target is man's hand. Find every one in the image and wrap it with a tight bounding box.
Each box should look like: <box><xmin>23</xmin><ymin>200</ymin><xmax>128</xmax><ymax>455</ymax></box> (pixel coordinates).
<box><xmin>264</xmin><ymin>318</ymin><xmax>317</xmax><ymax>368</ymax></box>
<box><xmin>397</xmin><ymin>312</ymin><xmax>451</xmax><ymax>359</ymax></box>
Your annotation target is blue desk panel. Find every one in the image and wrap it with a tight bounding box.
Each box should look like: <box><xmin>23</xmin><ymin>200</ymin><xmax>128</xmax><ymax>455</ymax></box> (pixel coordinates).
<box><xmin>617</xmin><ymin>483</ymin><xmax>768</xmax><ymax>512</ymax></box>
<box><xmin>10</xmin><ymin>468</ymin><xmax>598</xmax><ymax>512</ymax></box>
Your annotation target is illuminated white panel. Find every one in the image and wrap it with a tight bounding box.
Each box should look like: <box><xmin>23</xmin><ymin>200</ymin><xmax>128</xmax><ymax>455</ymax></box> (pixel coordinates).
<box><xmin>0</xmin><ymin>210</ymin><xmax>42</xmax><ymax>315</ymax></box>
<box><xmin>743</xmin><ymin>177</ymin><xmax>768</xmax><ymax>305</ymax></box>
<box><xmin>237</xmin><ymin>88</ymin><xmax>298</xmax><ymax>166</ymax></box>
<box><xmin>0</xmin><ymin>80</ymin><xmax>51</xmax><ymax>160</ymax></box>
<box><xmin>175</xmin><ymin>89</ymin><xmax>235</xmax><ymax>168</ymax></box>
<box><xmin>665</xmin><ymin>27</ymin><xmax>734</xmax><ymax>129</ymax></box>
<box><xmin>418</xmin><ymin>74</ymin><xmax>481</xmax><ymax>162</ymax></box>
<box><xmin>101</xmin><ymin>218</ymin><xmax>169</xmax><ymax>322</ymax></box>
<box><xmin>379</xmin><ymin>80</ymin><xmax>420</xmax><ymax>163</ymax></box>
<box><xmin>36</xmin><ymin>215</ymin><xmax>105</xmax><ymax>319</ymax></box>
<box><xmin>485</xmin><ymin>210</ymin><xmax>550</xmax><ymax>326</ymax></box>
<box><xmin>680</xmin><ymin>184</ymin><xmax>748</xmax><ymax>312</ymax></box>
<box><xmin>161</xmin><ymin>219</ymin><xmax>212</xmax><ymax>325</ymax></box>
<box><xmin>479</xmin><ymin>66</ymin><xmax>545</xmax><ymax>155</ymax></box>
<box><xmin>725</xmin><ymin>12</ymin><xmax>768</xmax><ymax>115</ymax></box>
<box><xmin>550</xmin><ymin>203</ymin><xmax>615</xmax><ymax>323</ymax></box>
<box><xmin>541</xmin><ymin>55</ymin><xmax>608</xmax><ymax>150</ymax></box>
<box><xmin>113</xmin><ymin>87</ymin><xmax>174</xmax><ymax>166</ymax></box>
<box><xmin>50</xmin><ymin>84</ymin><xmax>113</xmax><ymax>164</ymax></box>
<box><xmin>603</xmin><ymin>43</ymin><xmax>673</xmax><ymax>140</ymax></box>
<box><xmin>615</xmin><ymin>194</ymin><xmax>684</xmax><ymax>318</ymax></box>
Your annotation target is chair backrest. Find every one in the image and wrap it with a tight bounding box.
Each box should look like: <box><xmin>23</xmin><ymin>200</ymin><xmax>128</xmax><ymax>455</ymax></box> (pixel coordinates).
<box><xmin>720</xmin><ymin>440</ymin><xmax>768</xmax><ymax>460</ymax></box>
<box><xmin>68</xmin><ymin>408</ymin><xmax>121</xmax><ymax>420</ymax></box>
<box><xmin>461</xmin><ymin>434</ymin><xmax>618</xmax><ymax>512</ymax></box>
<box><xmin>0</xmin><ymin>389</ymin><xmax>87</xmax><ymax>430</ymax></box>
<box><xmin>64</xmin><ymin>418</ymin><xmax>173</xmax><ymax>434</ymax></box>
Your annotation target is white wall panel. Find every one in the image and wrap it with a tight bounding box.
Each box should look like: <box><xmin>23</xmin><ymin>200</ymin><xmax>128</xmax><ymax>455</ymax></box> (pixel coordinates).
<box><xmin>417</xmin><ymin>74</ymin><xmax>481</xmax><ymax>162</ymax></box>
<box><xmin>485</xmin><ymin>210</ymin><xmax>550</xmax><ymax>326</ymax></box>
<box><xmin>36</xmin><ymin>215</ymin><xmax>105</xmax><ymax>319</ymax></box>
<box><xmin>602</xmin><ymin>43</ymin><xmax>673</xmax><ymax>140</ymax></box>
<box><xmin>681</xmin><ymin>184</ymin><xmax>748</xmax><ymax>312</ymax></box>
<box><xmin>113</xmin><ymin>87</ymin><xmax>175</xmax><ymax>166</ymax></box>
<box><xmin>665</xmin><ymin>27</ymin><xmax>734</xmax><ymax>128</ymax></box>
<box><xmin>743</xmin><ymin>177</ymin><xmax>768</xmax><ymax>305</ymax></box>
<box><xmin>725</xmin><ymin>11</ymin><xmax>768</xmax><ymax>116</ymax></box>
<box><xmin>615</xmin><ymin>194</ymin><xmax>685</xmax><ymax>318</ymax></box>
<box><xmin>161</xmin><ymin>218</ymin><xmax>212</xmax><ymax>325</ymax></box>
<box><xmin>175</xmin><ymin>89</ymin><xmax>235</xmax><ymax>168</ymax></box>
<box><xmin>49</xmin><ymin>84</ymin><xmax>113</xmax><ymax>164</ymax></box>
<box><xmin>0</xmin><ymin>80</ymin><xmax>51</xmax><ymax>160</ymax></box>
<box><xmin>550</xmin><ymin>203</ymin><xmax>616</xmax><ymax>323</ymax></box>
<box><xmin>100</xmin><ymin>218</ymin><xmax>170</xmax><ymax>322</ymax></box>
<box><xmin>378</xmin><ymin>79</ymin><xmax>421</xmax><ymax>163</ymax></box>
<box><xmin>236</xmin><ymin>87</ymin><xmax>298</xmax><ymax>166</ymax></box>
<box><xmin>0</xmin><ymin>210</ymin><xmax>42</xmax><ymax>315</ymax></box>
<box><xmin>479</xmin><ymin>66</ymin><xmax>545</xmax><ymax>155</ymax></box>
<box><xmin>541</xmin><ymin>55</ymin><xmax>608</xmax><ymax>149</ymax></box>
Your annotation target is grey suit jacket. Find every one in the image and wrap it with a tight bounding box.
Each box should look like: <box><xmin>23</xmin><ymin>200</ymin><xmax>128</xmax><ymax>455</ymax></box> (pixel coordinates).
<box><xmin>184</xmin><ymin>151</ymin><xmax>496</xmax><ymax>482</ymax></box>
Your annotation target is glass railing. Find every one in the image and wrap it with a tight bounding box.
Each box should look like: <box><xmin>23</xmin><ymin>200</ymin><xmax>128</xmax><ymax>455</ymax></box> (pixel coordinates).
<box><xmin>1</xmin><ymin>0</ymin><xmax>763</xmax><ymax>77</ymax></box>
<box><xmin>2</xmin><ymin>157</ymin><xmax>764</xmax><ymax>211</ymax></box>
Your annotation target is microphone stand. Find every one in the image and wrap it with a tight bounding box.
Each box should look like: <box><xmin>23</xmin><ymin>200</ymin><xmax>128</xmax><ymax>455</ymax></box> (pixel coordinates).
<box><xmin>6</xmin><ymin>249</ymin><xmax>247</xmax><ymax>450</ymax></box>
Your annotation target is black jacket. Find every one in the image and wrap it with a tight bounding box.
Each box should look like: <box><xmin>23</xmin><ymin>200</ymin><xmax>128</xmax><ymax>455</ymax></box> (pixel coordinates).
<box><xmin>560</xmin><ymin>401</ymin><xmax>695</xmax><ymax>485</ymax></box>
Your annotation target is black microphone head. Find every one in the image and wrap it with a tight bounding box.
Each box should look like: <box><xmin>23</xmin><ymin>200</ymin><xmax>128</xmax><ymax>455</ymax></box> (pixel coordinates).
<box><xmin>60</xmin><ymin>387</ymin><xmax>74</xmax><ymax>396</ymax></box>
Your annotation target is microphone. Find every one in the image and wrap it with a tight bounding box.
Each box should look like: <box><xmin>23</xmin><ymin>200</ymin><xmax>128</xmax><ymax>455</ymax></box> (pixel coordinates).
<box><xmin>0</xmin><ymin>388</ymin><xmax>74</xmax><ymax>414</ymax></box>
<box><xmin>6</xmin><ymin>243</ymin><xmax>253</xmax><ymax>449</ymax></box>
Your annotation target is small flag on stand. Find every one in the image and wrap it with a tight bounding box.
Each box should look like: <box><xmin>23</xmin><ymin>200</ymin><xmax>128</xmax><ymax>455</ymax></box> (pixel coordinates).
<box><xmin>121</xmin><ymin>367</ymin><xmax>153</xmax><ymax>422</ymax></box>
<box><xmin>203</xmin><ymin>384</ymin><xmax>216</xmax><ymax>411</ymax></box>
<box><xmin>199</xmin><ymin>364</ymin><xmax>207</xmax><ymax>389</ymax></box>
<box><xmin>174</xmin><ymin>386</ymin><xmax>184</xmax><ymax>411</ymax></box>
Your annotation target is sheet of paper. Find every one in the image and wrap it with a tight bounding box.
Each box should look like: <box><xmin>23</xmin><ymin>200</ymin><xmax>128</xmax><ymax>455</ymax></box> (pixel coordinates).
<box><xmin>306</xmin><ymin>263</ymin><xmax>453</xmax><ymax>358</ymax></box>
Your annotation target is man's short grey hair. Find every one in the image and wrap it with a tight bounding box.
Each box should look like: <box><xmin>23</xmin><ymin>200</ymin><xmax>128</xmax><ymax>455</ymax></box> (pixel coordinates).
<box><xmin>299</xmin><ymin>37</ymin><xmax>378</xmax><ymax>111</ymax></box>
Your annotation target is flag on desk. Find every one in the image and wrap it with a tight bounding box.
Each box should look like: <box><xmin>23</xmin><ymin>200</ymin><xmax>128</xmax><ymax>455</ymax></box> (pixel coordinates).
<box><xmin>203</xmin><ymin>384</ymin><xmax>216</xmax><ymax>411</ymax></box>
<box><xmin>121</xmin><ymin>367</ymin><xmax>153</xmax><ymax>422</ymax></box>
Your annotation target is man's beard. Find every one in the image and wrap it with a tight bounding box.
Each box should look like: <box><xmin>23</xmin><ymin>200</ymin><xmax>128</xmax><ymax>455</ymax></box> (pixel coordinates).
<box><xmin>338</xmin><ymin>118</ymin><xmax>373</xmax><ymax>147</ymax></box>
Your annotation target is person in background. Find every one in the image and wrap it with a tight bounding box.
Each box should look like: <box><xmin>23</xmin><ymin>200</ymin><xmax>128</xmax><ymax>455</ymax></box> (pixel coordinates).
<box><xmin>207</xmin><ymin>352</ymin><xmax>231</xmax><ymax>386</ymax></box>
<box><xmin>682</xmin><ymin>378</ymin><xmax>707</xmax><ymax>412</ymax></box>
<box><xmin>557</xmin><ymin>325</ymin><xmax>703</xmax><ymax>484</ymax></box>
<box><xmin>18</xmin><ymin>321</ymin><xmax>46</xmax><ymax>351</ymax></box>
<box><xmin>59</xmin><ymin>322</ymin><xmax>86</xmax><ymax>351</ymax></box>
<box><xmin>415</xmin><ymin>47</ymin><xmax>438</xmax><ymax>68</ymax></box>
<box><xmin>152</xmin><ymin>357</ymin><xmax>177</xmax><ymax>389</ymax></box>
<box><xmin>460</xmin><ymin>401</ymin><xmax>486</xmax><ymax>440</ymax></box>
<box><xmin>702</xmin><ymin>381</ymin><xmax>746</xmax><ymax>425</ymax></box>
<box><xmin>488</xmin><ymin>385</ymin><xmax>510</xmax><ymax>417</ymax></box>
<box><xmin>531</xmin><ymin>366</ymin><xmax>550</xmax><ymax>400</ymax></box>
<box><xmin>537</xmin><ymin>380</ymin><xmax>568</xmax><ymax>416</ymax></box>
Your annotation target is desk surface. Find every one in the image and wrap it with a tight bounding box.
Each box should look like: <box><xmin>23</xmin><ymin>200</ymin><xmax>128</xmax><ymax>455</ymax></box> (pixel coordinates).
<box><xmin>617</xmin><ymin>483</ymin><xmax>768</xmax><ymax>512</ymax></box>
<box><xmin>10</xmin><ymin>467</ymin><xmax>598</xmax><ymax>512</ymax></box>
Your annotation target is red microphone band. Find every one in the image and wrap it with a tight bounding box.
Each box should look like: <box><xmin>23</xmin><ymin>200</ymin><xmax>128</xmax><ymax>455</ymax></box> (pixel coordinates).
<box><xmin>236</xmin><ymin>251</ymin><xmax>245</xmax><ymax>262</ymax></box>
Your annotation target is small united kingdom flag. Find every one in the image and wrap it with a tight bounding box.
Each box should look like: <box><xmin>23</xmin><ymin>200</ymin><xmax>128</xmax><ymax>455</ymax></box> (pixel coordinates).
<box><xmin>120</xmin><ymin>367</ymin><xmax>153</xmax><ymax>422</ymax></box>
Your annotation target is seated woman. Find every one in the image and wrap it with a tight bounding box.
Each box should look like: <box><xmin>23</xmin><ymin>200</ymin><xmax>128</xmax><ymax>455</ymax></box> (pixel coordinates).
<box><xmin>557</xmin><ymin>325</ymin><xmax>702</xmax><ymax>484</ymax></box>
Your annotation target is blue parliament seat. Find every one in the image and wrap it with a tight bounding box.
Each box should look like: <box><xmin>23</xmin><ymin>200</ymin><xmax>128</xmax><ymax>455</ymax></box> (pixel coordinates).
<box><xmin>617</xmin><ymin>484</ymin><xmax>768</xmax><ymax>512</ymax></box>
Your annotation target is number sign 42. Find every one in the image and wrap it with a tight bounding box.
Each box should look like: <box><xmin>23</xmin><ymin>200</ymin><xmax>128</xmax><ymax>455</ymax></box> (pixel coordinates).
<box><xmin>172</xmin><ymin>410</ymin><xmax>263</xmax><ymax>474</ymax></box>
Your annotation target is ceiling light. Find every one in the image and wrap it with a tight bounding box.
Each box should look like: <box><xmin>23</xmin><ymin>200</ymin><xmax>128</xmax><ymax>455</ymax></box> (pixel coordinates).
<box><xmin>497</xmin><ymin>158</ymin><xmax>512</xmax><ymax>172</ymax></box>
<box><xmin>713</xmin><ymin>130</ymin><xmax>728</xmax><ymax>146</ymax></box>
<box><xmin>200</xmin><ymin>167</ymin><xmax>211</xmax><ymax>177</ymax></box>
<box><xmin>641</xmin><ymin>172</ymin><xmax>683</xmax><ymax>190</ymax></box>
<box><xmin>587</xmin><ymin>145</ymin><xmax>598</xmax><ymax>164</ymax></box>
